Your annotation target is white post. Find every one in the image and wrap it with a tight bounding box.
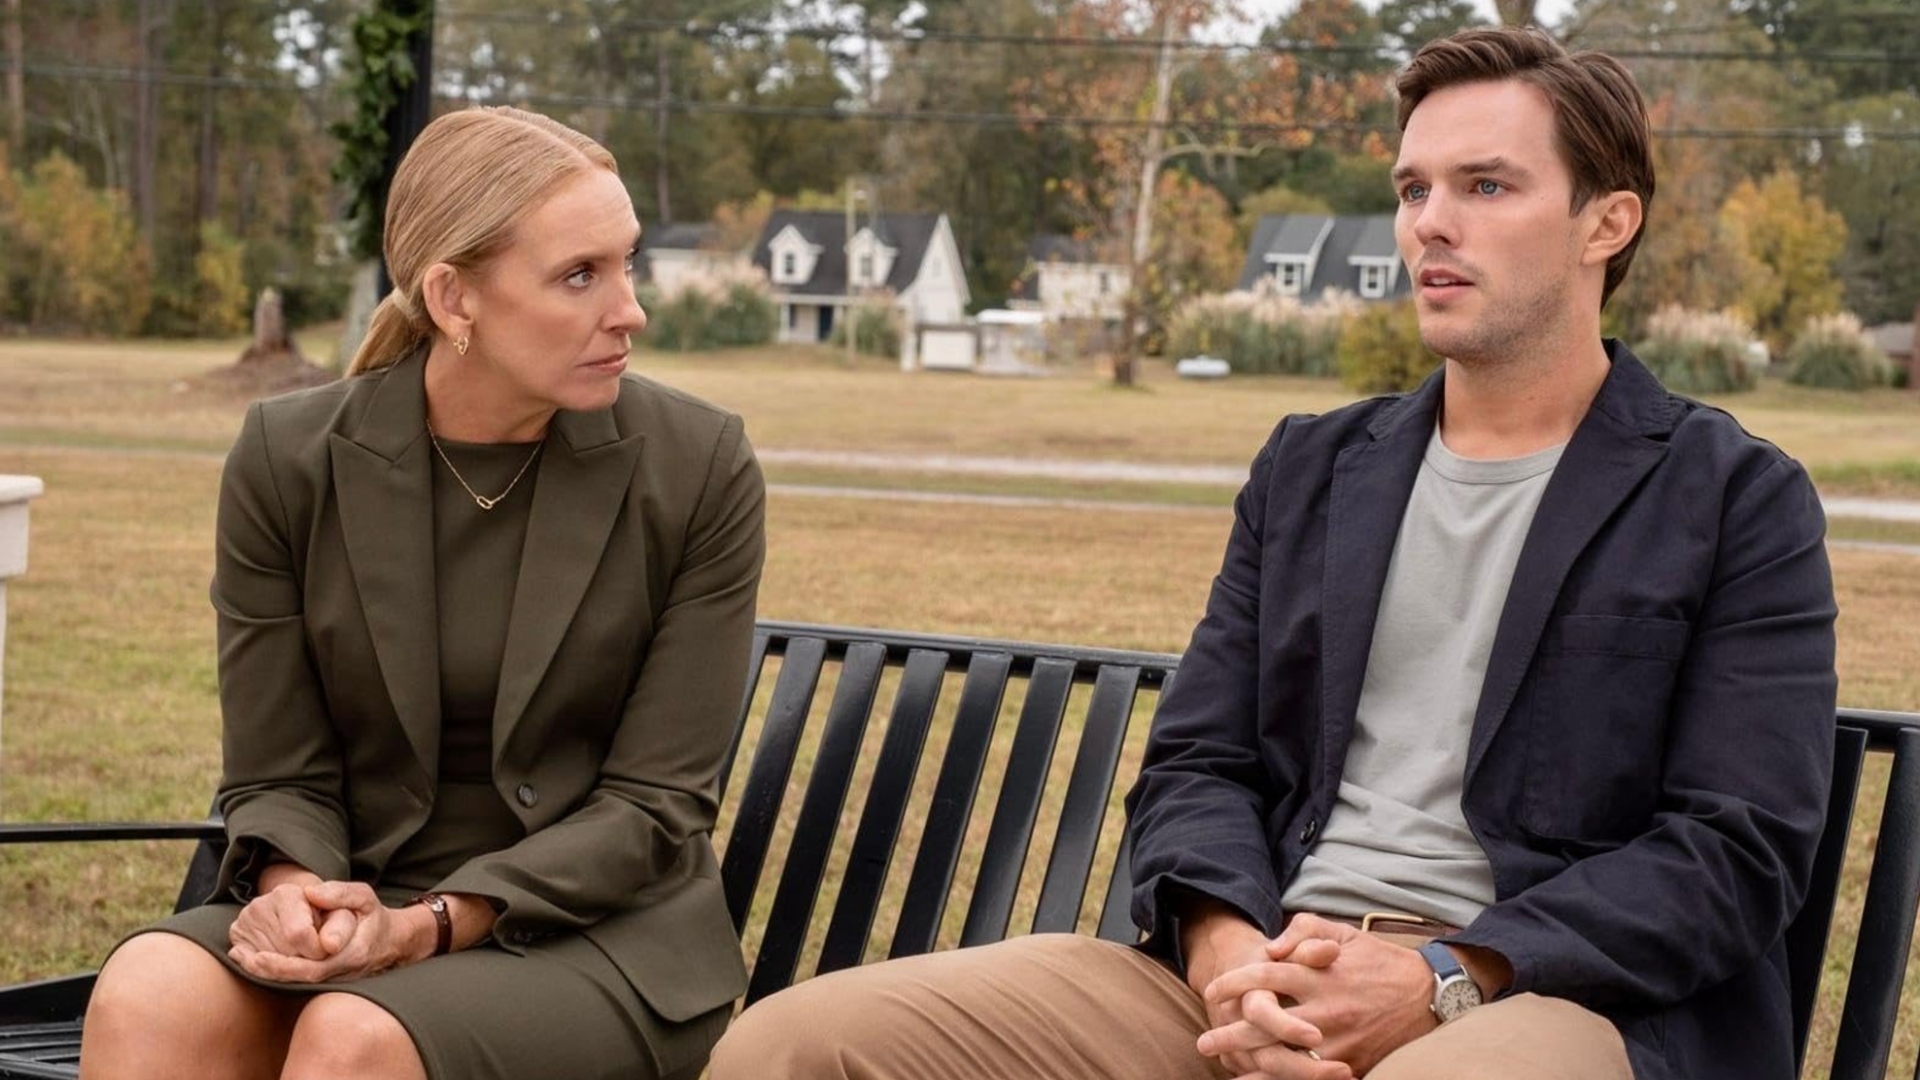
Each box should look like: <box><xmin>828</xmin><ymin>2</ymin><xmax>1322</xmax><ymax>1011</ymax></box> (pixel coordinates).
<box><xmin>0</xmin><ymin>474</ymin><xmax>44</xmax><ymax>774</ymax></box>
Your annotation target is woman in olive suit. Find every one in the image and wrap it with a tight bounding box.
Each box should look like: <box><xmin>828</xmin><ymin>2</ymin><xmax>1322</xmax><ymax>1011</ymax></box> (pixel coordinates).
<box><xmin>79</xmin><ymin>107</ymin><xmax>764</xmax><ymax>1080</ymax></box>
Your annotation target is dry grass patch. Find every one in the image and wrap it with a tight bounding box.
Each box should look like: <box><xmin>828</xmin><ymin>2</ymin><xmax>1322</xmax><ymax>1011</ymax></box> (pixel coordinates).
<box><xmin>5</xmin><ymin>337</ymin><xmax>1919</xmax><ymax>496</ymax></box>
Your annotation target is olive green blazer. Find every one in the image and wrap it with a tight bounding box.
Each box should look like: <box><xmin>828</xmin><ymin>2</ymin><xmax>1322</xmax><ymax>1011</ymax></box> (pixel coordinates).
<box><xmin>209</xmin><ymin>351</ymin><xmax>764</xmax><ymax>1022</ymax></box>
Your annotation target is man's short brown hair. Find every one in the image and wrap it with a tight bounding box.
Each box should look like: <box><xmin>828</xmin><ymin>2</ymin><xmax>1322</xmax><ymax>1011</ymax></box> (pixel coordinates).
<box><xmin>1396</xmin><ymin>26</ymin><xmax>1655</xmax><ymax>306</ymax></box>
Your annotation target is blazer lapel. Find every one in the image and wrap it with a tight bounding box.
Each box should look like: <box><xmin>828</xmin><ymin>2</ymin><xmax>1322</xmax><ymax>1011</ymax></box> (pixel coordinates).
<box><xmin>1319</xmin><ymin>376</ymin><xmax>1439</xmax><ymax>783</ymax></box>
<box><xmin>330</xmin><ymin>354</ymin><xmax>442</xmax><ymax>772</ymax></box>
<box><xmin>492</xmin><ymin>405</ymin><xmax>646</xmax><ymax>754</ymax></box>
<box><xmin>1464</xmin><ymin>345</ymin><xmax>1674</xmax><ymax>783</ymax></box>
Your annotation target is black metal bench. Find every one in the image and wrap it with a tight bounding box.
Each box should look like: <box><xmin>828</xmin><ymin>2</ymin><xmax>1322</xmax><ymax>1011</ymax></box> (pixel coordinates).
<box><xmin>2</xmin><ymin>620</ymin><xmax>1917</xmax><ymax>1078</ymax></box>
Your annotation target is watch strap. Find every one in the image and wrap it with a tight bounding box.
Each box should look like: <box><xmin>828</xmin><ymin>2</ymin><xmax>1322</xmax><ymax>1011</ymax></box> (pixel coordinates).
<box><xmin>1417</xmin><ymin>941</ymin><xmax>1465</xmax><ymax>980</ymax></box>
<box><xmin>413</xmin><ymin>892</ymin><xmax>453</xmax><ymax>957</ymax></box>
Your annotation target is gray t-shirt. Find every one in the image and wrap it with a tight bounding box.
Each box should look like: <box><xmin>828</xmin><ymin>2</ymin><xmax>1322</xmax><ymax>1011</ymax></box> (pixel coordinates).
<box><xmin>1280</xmin><ymin>425</ymin><xmax>1564</xmax><ymax>928</ymax></box>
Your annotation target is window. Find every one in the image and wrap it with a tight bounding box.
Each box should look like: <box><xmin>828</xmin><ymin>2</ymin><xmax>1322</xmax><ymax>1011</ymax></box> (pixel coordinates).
<box><xmin>1359</xmin><ymin>264</ymin><xmax>1389</xmax><ymax>299</ymax></box>
<box><xmin>780</xmin><ymin>252</ymin><xmax>797</xmax><ymax>280</ymax></box>
<box><xmin>1098</xmin><ymin>271</ymin><xmax>1111</xmax><ymax>295</ymax></box>
<box><xmin>859</xmin><ymin>253</ymin><xmax>875</xmax><ymax>285</ymax></box>
<box><xmin>1276</xmin><ymin>262</ymin><xmax>1304</xmax><ymax>296</ymax></box>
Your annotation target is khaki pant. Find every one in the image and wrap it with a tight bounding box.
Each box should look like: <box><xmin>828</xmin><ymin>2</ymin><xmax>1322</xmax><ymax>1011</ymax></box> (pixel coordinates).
<box><xmin>711</xmin><ymin>933</ymin><xmax>1632</xmax><ymax>1080</ymax></box>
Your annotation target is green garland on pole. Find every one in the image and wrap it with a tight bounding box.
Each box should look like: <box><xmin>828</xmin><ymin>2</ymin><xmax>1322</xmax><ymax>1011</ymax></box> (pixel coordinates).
<box><xmin>330</xmin><ymin>0</ymin><xmax>431</xmax><ymax>262</ymax></box>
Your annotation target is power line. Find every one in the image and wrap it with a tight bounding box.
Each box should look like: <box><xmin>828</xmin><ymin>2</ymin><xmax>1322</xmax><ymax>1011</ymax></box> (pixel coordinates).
<box><xmin>425</xmin><ymin>9</ymin><xmax>1920</xmax><ymax>67</ymax></box>
<box><xmin>10</xmin><ymin>59</ymin><xmax>1919</xmax><ymax>143</ymax></box>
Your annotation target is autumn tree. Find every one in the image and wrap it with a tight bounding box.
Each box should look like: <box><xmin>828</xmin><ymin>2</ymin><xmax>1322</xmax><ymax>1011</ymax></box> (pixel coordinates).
<box><xmin>7</xmin><ymin>153</ymin><xmax>150</xmax><ymax>334</ymax></box>
<box><xmin>1013</xmin><ymin>0</ymin><xmax>1359</xmax><ymax>383</ymax></box>
<box><xmin>1572</xmin><ymin>0</ymin><xmax>1829</xmax><ymax>339</ymax></box>
<box><xmin>1718</xmin><ymin>170</ymin><xmax>1848</xmax><ymax>353</ymax></box>
<box><xmin>1819</xmin><ymin>93</ymin><xmax>1920</xmax><ymax>325</ymax></box>
<box><xmin>1139</xmin><ymin>170</ymin><xmax>1241</xmax><ymax>350</ymax></box>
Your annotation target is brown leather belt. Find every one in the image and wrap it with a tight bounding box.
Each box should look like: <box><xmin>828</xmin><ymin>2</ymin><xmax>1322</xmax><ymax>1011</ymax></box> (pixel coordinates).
<box><xmin>1314</xmin><ymin>911</ymin><xmax>1463</xmax><ymax>937</ymax></box>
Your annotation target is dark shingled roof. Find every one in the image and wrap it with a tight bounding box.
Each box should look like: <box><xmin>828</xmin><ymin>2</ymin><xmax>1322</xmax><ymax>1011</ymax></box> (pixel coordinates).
<box><xmin>751</xmin><ymin>210</ymin><xmax>942</xmax><ymax>297</ymax></box>
<box><xmin>642</xmin><ymin>223</ymin><xmax>718</xmax><ymax>252</ymax></box>
<box><xmin>1236</xmin><ymin>214</ymin><xmax>1410</xmax><ymax>300</ymax></box>
<box><xmin>1028</xmin><ymin>234</ymin><xmax>1115</xmax><ymax>264</ymax></box>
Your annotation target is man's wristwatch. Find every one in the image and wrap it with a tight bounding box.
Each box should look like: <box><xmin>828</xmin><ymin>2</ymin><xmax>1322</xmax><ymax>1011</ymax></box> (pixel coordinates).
<box><xmin>1418</xmin><ymin>942</ymin><xmax>1483</xmax><ymax>1022</ymax></box>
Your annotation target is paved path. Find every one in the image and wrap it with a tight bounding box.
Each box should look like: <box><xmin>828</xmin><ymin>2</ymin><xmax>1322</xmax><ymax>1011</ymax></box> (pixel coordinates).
<box><xmin>762</xmin><ymin>449</ymin><xmax>1920</xmax><ymax>522</ymax></box>
<box><xmin>10</xmin><ymin>442</ymin><xmax>1920</xmax><ymax>529</ymax></box>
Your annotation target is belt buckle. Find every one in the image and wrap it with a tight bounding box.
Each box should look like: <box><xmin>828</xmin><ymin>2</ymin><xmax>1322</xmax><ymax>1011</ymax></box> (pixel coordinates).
<box><xmin>1360</xmin><ymin>911</ymin><xmax>1431</xmax><ymax>933</ymax></box>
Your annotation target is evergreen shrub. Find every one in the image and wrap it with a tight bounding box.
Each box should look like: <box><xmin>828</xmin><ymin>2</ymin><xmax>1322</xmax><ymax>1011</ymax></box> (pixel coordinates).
<box><xmin>1336</xmin><ymin>300</ymin><xmax>1438</xmax><ymax>394</ymax></box>
<box><xmin>828</xmin><ymin>295</ymin><xmax>903</xmax><ymax>358</ymax></box>
<box><xmin>639</xmin><ymin>266</ymin><xmax>778</xmax><ymax>351</ymax></box>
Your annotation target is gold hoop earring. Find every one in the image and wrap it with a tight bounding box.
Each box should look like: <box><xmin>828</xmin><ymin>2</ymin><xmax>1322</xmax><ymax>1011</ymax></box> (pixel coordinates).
<box><xmin>456</xmin><ymin>335</ymin><xmax>470</xmax><ymax>356</ymax></box>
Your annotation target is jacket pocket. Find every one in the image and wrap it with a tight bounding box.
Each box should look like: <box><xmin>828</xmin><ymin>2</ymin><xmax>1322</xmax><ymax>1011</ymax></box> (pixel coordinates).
<box><xmin>1520</xmin><ymin>615</ymin><xmax>1690</xmax><ymax>843</ymax></box>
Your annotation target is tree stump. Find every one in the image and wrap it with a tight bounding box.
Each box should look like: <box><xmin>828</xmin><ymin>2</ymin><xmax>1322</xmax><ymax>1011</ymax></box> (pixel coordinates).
<box><xmin>198</xmin><ymin>287</ymin><xmax>335</xmax><ymax>396</ymax></box>
<box><xmin>237</xmin><ymin>287</ymin><xmax>301</xmax><ymax>365</ymax></box>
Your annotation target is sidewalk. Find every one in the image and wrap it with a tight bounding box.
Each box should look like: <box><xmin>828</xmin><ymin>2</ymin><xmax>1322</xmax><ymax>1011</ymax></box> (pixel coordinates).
<box><xmin>758</xmin><ymin>449</ymin><xmax>1920</xmax><ymax>522</ymax></box>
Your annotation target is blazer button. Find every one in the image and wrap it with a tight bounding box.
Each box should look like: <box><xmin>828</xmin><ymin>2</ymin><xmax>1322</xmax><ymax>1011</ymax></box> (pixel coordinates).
<box><xmin>515</xmin><ymin>783</ymin><xmax>539</xmax><ymax>808</ymax></box>
<box><xmin>509</xmin><ymin>930</ymin><xmax>534</xmax><ymax>945</ymax></box>
<box><xmin>1299</xmin><ymin>817</ymin><xmax>1319</xmax><ymax>844</ymax></box>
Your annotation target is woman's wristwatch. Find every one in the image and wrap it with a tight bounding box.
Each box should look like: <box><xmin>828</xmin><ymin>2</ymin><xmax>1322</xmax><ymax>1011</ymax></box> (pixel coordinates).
<box><xmin>412</xmin><ymin>892</ymin><xmax>453</xmax><ymax>957</ymax></box>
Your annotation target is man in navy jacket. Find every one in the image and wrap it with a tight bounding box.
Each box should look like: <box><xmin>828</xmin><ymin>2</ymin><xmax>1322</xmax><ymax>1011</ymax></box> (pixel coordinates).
<box><xmin>713</xmin><ymin>25</ymin><xmax>1836</xmax><ymax>1080</ymax></box>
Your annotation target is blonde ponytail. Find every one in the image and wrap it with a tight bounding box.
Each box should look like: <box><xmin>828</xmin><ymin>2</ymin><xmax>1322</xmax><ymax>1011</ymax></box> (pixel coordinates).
<box><xmin>348</xmin><ymin>290</ymin><xmax>431</xmax><ymax>375</ymax></box>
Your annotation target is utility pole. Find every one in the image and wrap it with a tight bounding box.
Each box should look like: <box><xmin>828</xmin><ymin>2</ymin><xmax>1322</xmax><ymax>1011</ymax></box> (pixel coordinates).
<box><xmin>843</xmin><ymin>178</ymin><xmax>865</xmax><ymax>367</ymax></box>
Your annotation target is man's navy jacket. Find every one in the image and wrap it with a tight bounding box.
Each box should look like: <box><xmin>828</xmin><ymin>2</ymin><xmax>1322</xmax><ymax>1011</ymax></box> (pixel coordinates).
<box><xmin>1126</xmin><ymin>341</ymin><xmax>1839</xmax><ymax>1080</ymax></box>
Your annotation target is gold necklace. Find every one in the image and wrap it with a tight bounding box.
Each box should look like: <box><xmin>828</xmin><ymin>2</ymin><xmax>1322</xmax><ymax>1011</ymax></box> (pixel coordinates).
<box><xmin>427</xmin><ymin>425</ymin><xmax>544</xmax><ymax>511</ymax></box>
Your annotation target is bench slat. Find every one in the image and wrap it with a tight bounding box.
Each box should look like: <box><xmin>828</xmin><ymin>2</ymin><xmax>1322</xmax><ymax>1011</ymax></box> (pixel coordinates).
<box><xmin>961</xmin><ymin>658</ymin><xmax>1076</xmax><ymax>947</ymax></box>
<box><xmin>890</xmin><ymin>652</ymin><xmax>1015</xmax><ymax>959</ymax></box>
<box><xmin>721</xmin><ymin>635</ymin><xmax>828</xmax><ymax>934</ymax></box>
<box><xmin>816</xmin><ymin>649</ymin><xmax>947</xmax><ymax>974</ymax></box>
<box><xmin>717</xmin><ymin>627</ymin><xmax>774</xmax><ymax>798</ymax></box>
<box><xmin>1033</xmin><ymin>664</ymin><xmax>1142</xmax><ymax>934</ymax></box>
<box><xmin>1829</xmin><ymin>726</ymin><xmax>1920</xmax><ymax>1080</ymax></box>
<box><xmin>745</xmin><ymin>642</ymin><xmax>888</xmax><ymax>1004</ymax></box>
<box><xmin>1788</xmin><ymin>725</ymin><xmax>1868</xmax><ymax>1071</ymax></box>
<box><xmin>1095</xmin><ymin>670</ymin><xmax>1179</xmax><ymax>944</ymax></box>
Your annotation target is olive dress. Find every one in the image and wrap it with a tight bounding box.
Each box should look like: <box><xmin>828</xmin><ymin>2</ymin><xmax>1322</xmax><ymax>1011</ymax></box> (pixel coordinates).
<box><xmin>129</xmin><ymin>438</ymin><xmax>727</xmax><ymax>1080</ymax></box>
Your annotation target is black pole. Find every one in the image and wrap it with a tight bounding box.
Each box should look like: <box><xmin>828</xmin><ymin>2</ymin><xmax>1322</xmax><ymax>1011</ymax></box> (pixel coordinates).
<box><xmin>374</xmin><ymin>0</ymin><xmax>435</xmax><ymax>301</ymax></box>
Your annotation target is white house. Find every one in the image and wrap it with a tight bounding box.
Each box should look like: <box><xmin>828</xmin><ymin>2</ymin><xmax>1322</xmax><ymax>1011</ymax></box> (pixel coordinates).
<box><xmin>751</xmin><ymin>210</ymin><xmax>970</xmax><ymax>344</ymax></box>
<box><xmin>1236</xmin><ymin>214</ymin><xmax>1409</xmax><ymax>301</ymax></box>
<box><xmin>638</xmin><ymin>223</ymin><xmax>750</xmax><ymax>295</ymax></box>
<box><xmin>1008</xmin><ymin>235</ymin><xmax>1129</xmax><ymax>323</ymax></box>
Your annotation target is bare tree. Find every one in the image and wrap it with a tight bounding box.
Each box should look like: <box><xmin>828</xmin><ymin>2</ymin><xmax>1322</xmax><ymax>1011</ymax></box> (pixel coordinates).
<box><xmin>4</xmin><ymin>0</ymin><xmax>21</xmax><ymax>151</ymax></box>
<box><xmin>131</xmin><ymin>0</ymin><xmax>172</xmax><ymax>246</ymax></box>
<box><xmin>1493</xmin><ymin>0</ymin><xmax>1537</xmax><ymax>25</ymax></box>
<box><xmin>195</xmin><ymin>0</ymin><xmax>228</xmax><ymax>228</ymax></box>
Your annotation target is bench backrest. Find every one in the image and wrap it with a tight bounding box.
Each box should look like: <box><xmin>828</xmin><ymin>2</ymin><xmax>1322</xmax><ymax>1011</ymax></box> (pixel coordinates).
<box><xmin>721</xmin><ymin>623</ymin><xmax>1920</xmax><ymax>1079</ymax></box>
<box><xmin>717</xmin><ymin>621</ymin><xmax>1178</xmax><ymax>1005</ymax></box>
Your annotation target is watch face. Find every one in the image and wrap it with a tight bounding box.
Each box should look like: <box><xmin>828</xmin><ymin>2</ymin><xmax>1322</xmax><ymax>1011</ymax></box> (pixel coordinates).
<box><xmin>1435</xmin><ymin>977</ymin><xmax>1482</xmax><ymax>1021</ymax></box>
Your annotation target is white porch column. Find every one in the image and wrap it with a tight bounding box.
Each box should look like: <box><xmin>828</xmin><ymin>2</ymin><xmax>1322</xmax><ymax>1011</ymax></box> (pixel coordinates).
<box><xmin>0</xmin><ymin>475</ymin><xmax>45</xmax><ymax>770</ymax></box>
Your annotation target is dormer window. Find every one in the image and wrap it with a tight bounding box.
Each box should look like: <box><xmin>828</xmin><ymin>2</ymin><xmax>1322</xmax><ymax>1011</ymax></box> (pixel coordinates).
<box><xmin>768</xmin><ymin>224</ymin><xmax>822</xmax><ymax>286</ymax></box>
<box><xmin>858</xmin><ymin>252</ymin><xmax>874</xmax><ymax>285</ymax></box>
<box><xmin>1275</xmin><ymin>261</ymin><xmax>1306</xmax><ymax>296</ymax></box>
<box><xmin>1359</xmin><ymin>264</ymin><xmax>1389</xmax><ymax>299</ymax></box>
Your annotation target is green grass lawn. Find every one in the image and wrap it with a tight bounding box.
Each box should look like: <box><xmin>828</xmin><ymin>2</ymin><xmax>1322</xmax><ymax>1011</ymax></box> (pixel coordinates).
<box><xmin>1</xmin><ymin>336</ymin><xmax>1917</xmax><ymax>1075</ymax></box>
